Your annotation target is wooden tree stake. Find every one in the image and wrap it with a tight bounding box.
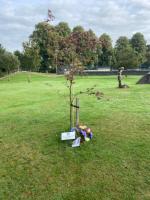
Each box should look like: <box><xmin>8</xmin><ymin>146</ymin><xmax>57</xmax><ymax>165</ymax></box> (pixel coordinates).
<box><xmin>75</xmin><ymin>98</ymin><xmax>80</xmax><ymax>127</ymax></box>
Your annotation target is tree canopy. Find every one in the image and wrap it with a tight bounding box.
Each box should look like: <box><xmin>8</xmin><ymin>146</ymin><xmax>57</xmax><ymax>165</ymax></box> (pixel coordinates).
<box><xmin>114</xmin><ymin>36</ymin><xmax>139</xmax><ymax>68</ymax></box>
<box><xmin>99</xmin><ymin>33</ymin><xmax>113</xmax><ymax>67</ymax></box>
<box><xmin>1</xmin><ymin>21</ymin><xmax>150</xmax><ymax>73</ymax></box>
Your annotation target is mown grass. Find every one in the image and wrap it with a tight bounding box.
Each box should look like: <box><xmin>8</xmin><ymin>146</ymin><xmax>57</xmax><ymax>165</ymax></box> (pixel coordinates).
<box><xmin>0</xmin><ymin>72</ymin><xmax>150</xmax><ymax>200</ymax></box>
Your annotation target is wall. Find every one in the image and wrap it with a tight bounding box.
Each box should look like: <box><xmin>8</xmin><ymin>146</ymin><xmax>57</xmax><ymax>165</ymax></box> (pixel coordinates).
<box><xmin>81</xmin><ymin>70</ymin><xmax>150</xmax><ymax>76</ymax></box>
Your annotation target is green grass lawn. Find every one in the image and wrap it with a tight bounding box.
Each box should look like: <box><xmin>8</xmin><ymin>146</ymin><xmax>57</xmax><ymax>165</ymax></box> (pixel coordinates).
<box><xmin>0</xmin><ymin>72</ymin><xmax>150</xmax><ymax>200</ymax></box>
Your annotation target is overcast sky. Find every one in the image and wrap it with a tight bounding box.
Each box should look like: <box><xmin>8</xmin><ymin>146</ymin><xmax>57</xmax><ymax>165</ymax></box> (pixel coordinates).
<box><xmin>0</xmin><ymin>0</ymin><xmax>150</xmax><ymax>52</ymax></box>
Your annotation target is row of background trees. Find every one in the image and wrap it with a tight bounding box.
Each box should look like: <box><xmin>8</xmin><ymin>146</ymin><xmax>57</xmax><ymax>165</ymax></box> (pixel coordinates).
<box><xmin>1</xmin><ymin>21</ymin><xmax>150</xmax><ymax>75</ymax></box>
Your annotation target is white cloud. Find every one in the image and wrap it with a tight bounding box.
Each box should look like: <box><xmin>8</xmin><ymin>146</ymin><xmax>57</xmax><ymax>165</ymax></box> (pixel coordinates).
<box><xmin>131</xmin><ymin>0</ymin><xmax>150</xmax><ymax>9</ymax></box>
<box><xmin>0</xmin><ymin>0</ymin><xmax>150</xmax><ymax>51</ymax></box>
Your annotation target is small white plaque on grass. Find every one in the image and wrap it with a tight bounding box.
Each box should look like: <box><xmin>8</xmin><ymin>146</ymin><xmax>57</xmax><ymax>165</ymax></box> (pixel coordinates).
<box><xmin>61</xmin><ymin>131</ymin><xmax>75</xmax><ymax>140</ymax></box>
<box><xmin>72</xmin><ymin>137</ymin><xmax>81</xmax><ymax>148</ymax></box>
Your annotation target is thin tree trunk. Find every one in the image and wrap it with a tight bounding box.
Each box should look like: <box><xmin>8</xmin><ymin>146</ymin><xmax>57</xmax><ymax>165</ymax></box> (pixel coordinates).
<box><xmin>69</xmin><ymin>81</ymin><xmax>73</xmax><ymax>129</ymax></box>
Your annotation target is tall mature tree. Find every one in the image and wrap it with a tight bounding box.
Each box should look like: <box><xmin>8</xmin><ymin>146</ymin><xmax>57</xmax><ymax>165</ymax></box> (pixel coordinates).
<box><xmin>0</xmin><ymin>45</ymin><xmax>5</xmax><ymax>75</ymax></box>
<box><xmin>115</xmin><ymin>36</ymin><xmax>129</xmax><ymax>50</ymax></box>
<box><xmin>30</xmin><ymin>22</ymin><xmax>60</xmax><ymax>72</ymax></box>
<box><xmin>67</xmin><ymin>29</ymin><xmax>100</xmax><ymax>68</ymax></box>
<box><xmin>57</xmin><ymin>36</ymin><xmax>77</xmax><ymax>68</ymax></box>
<box><xmin>0</xmin><ymin>44</ymin><xmax>5</xmax><ymax>54</ymax></box>
<box><xmin>14</xmin><ymin>50</ymin><xmax>26</xmax><ymax>71</ymax></box>
<box><xmin>99</xmin><ymin>33</ymin><xmax>113</xmax><ymax>67</ymax></box>
<box><xmin>55</xmin><ymin>22</ymin><xmax>71</xmax><ymax>37</ymax></box>
<box><xmin>73</xmin><ymin>26</ymin><xmax>84</xmax><ymax>33</ymax></box>
<box><xmin>23</xmin><ymin>41</ymin><xmax>41</xmax><ymax>72</ymax></box>
<box><xmin>0</xmin><ymin>50</ymin><xmax>20</xmax><ymax>78</ymax></box>
<box><xmin>130</xmin><ymin>32</ymin><xmax>147</xmax><ymax>65</ymax></box>
<box><xmin>114</xmin><ymin>36</ymin><xmax>139</xmax><ymax>68</ymax></box>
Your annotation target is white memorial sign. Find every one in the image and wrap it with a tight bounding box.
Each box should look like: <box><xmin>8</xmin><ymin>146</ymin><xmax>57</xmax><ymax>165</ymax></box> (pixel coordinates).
<box><xmin>72</xmin><ymin>137</ymin><xmax>81</xmax><ymax>148</ymax></box>
<box><xmin>61</xmin><ymin>131</ymin><xmax>75</xmax><ymax>140</ymax></box>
